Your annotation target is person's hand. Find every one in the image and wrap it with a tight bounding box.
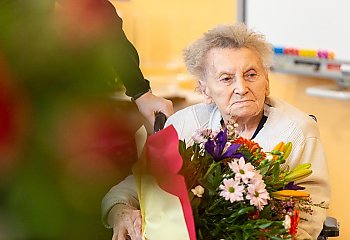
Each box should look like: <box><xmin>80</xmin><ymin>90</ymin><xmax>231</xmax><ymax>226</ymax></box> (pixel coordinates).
<box><xmin>108</xmin><ymin>204</ymin><xmax>142</xmax><ymax>240</ymax></box>
<box><xmin>134</xmin><ymin>91</ymin><xmax>174</xmax><ymax>127</ymax></box>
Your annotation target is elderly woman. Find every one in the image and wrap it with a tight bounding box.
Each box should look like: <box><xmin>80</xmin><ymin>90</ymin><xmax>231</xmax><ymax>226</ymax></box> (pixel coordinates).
<box><xmin>102</xmin><ymin>23</ymin><xmax>330</xmax><ymax>240</ymax></box>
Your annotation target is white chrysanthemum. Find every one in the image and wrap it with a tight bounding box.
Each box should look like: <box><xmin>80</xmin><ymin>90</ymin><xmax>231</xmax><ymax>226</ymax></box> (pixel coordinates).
<box><xmin>228</xmin><ymin>157</ymin><xmax>256</xmax><ymax>184</ymax></box>
<box><xmin>219</xmin><ymin>178</ymin><xmax>244</xmax><ymax>203</ymax></box>
<box><xmin>246</xmin><ymin>179</ymin><xmax>270</xmax><ymax>210</ymax></box>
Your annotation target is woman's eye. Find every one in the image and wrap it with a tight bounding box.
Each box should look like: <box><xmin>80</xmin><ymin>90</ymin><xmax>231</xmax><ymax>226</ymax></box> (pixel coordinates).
<box><xmin>221</xmin><ymin>77</ymin><xmax>232</xmax><ymax>82</ymax></box>
<box><xmin>244</xmin><ymin>72</ymin><xmax>258</xmax><ymax>80</ymax></box>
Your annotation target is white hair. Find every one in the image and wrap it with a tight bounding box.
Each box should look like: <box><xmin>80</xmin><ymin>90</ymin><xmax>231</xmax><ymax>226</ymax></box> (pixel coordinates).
<box><xmin>184</xmin><ymin>23</ymin><xmax>273</xmax><ymax>81</ymax></box>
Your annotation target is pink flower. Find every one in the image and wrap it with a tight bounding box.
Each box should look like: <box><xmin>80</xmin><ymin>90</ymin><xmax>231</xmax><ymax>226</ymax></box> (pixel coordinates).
<box><xmin>219</xmin><ymin>178</ymin><xmax>244</xmax><ymax>203</ymax></box>
<box><xmin>251</xmin><ymin>169</ymin><xmax>263</xmax><ymax>183</ymax></box>
<box><xmin>246</xmin><ymin>179</ymin><xmax>270</xmax><ymax>210</ymax></box>
<box><xmin>191</xmin><ymin>129</ymin><xmax>207</xmax><ymax>144</ymax></box>
<box><xmin>228</xmin><ymin>157</ymin><xmax>255</xmax><ymax>184</ymax></box>
<box><xmin>191</xmin><ymin>128</ymin><xmax>215</xmax><ymax>144</ymax></box>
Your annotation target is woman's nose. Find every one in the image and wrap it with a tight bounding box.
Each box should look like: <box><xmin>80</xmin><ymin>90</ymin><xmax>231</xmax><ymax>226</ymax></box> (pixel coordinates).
<box><xmin>233</xmin><ymin>77</ymin><xmax>247</xmax><ymax>95</ymax></box>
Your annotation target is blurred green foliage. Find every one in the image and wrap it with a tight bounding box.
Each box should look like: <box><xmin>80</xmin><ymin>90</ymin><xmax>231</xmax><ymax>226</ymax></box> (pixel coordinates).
<box><xmin>0</xmin><ymin>1</ymin><xmax>139</xmax><ymax>239</ymax></box>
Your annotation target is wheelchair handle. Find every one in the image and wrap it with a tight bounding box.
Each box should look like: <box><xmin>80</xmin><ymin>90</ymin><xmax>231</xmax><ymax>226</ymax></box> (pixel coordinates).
<box><xmin>153</xmin><ymin>111</ymin><xmax>167</xmax><ymax>133</ymax></box>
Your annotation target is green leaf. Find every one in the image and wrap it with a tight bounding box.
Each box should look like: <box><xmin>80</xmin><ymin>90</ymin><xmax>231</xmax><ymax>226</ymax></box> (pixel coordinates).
<box><xmin>258</xmin><ymin>164</ymin><xmax>270</xmax><ymax>176</ymax></box>
<box><xmin>269</xmin><ymin>236</ymin><xmax>286</xmax><ymax>240</ymax></box>
<box><xmin>237</xmin><ymin>206</ymin><xmax>254</xmax><ymax>215</ymax></box>
<box><xmin>258</xmin><ymin>222</ymin><xmax>274</xmax><ymax>229</ymax></box>
<box><xmin>178</xmin><ymin>140</ymin><xmax>186</xmax><ymax>154</ymax></box>
<box><xmin>272</xmin><ymin>161</ymin><xmax>281</xmax><ymax>181</ymax></box>
<box><xmin>243</xmin><ymin>230</ymin><xmax>251</xmax><ymax>240</ymax></box>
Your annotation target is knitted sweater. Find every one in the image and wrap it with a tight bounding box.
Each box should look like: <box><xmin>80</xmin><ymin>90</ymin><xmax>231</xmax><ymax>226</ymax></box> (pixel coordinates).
<box><xmin>102</xmin><ymin>97</ymin><xmax>330</xmax><ymax>239</ymax></box>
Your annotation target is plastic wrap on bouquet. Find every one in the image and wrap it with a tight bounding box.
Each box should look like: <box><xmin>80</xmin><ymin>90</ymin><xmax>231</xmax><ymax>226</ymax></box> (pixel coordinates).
<box><xmin>133</xmin><ymin>125</ymin><xmax>196</xmax><ymax>240</ymax></box>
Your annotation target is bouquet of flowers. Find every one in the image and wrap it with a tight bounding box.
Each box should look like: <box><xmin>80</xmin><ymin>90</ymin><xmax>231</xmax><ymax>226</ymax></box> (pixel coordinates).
<box><xmin>178</xmin><ymin>125</ymin><xmax>323</xmax><ymax>240</ymax></box>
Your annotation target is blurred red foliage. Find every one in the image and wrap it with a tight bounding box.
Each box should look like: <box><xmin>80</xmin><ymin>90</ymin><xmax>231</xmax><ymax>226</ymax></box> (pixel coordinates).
<box><xmin>0</xmin><ymin>55</ymin><xmax>29</xmax><ymax>179</ymax></box>
<box><xmin>55</xmin><ymin>100</ymin><xmax>143</xmax><ymax>182</ymax></box>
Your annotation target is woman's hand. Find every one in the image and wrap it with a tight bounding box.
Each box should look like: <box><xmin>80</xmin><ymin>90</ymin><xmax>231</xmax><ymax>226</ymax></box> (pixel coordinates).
<box><xmin>108</xmin><ymin>204</ymin><xmax>142</xmax><ymax>240</ymax></box>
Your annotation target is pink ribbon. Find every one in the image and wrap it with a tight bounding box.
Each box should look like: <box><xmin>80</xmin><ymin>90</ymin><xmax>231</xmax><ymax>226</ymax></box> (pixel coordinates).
<box><xmin>142</xmin><ymin>125</ymin><xmax>196</xmax><ymax>240</ymax></box>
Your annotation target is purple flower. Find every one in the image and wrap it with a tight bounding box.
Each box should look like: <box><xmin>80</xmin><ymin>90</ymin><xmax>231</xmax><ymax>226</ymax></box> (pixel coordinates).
<box><xmin>284</xmin><ymin>181</ymin><xmax>305</xmax><ymax>190</ymax></box>
<box><xmin>204</xmin><ymin>129</ymin><xmax>242</xmax><ymax>161</ymax></box>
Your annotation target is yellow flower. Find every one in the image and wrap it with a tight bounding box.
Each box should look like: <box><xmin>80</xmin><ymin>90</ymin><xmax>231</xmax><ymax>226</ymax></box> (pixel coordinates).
<box><xmin>273</xmin><ymin>190</ymin><xmax>310</xmax><ymax>200</ymax></box>
<box><xmin>284</xmin><ymin>163</ymin><xmax>312</xmax><ymax>182</ymax></box>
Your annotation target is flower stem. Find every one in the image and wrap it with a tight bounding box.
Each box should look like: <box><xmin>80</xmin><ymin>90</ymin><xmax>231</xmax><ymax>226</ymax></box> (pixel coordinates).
<box><xmin>203</xmin><ymin>162</ymin><xmax>219</xmax><ymax>180</ymax></box>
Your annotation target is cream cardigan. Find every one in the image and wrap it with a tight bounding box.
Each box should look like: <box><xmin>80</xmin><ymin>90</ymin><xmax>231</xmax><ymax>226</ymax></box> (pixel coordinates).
<box><xmin>102</xmin><ymin>97</ymin><xmax>330</xmax><ymax>239</ymax></box>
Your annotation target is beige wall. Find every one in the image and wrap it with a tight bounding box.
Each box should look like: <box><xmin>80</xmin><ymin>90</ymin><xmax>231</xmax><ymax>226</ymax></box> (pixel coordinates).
<box><xmin>112</xmin><ymin>0</ymin><xmax>236</xmax><ymax>71</ymax></box>
<box><xmin>112</xmin><ymin>0</ymin><xmax>348</xmax><ymax>238</ymax></box>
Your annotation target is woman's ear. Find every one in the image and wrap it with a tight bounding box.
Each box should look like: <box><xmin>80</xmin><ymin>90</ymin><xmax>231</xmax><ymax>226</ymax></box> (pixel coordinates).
<box><xmin>264</xmin><ymin>71</ymin><xmax>270</xmax><ymax>97</ymax></box>
<box><xmin>199</xmin><ymin>80</ymin><xmax>213</xmax><ymax>104</ymax></box>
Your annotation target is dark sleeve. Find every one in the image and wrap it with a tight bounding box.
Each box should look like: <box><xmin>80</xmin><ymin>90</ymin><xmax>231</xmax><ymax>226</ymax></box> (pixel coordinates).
<box><xmin>101</xmin><ymin>0</ymin><xmax>151</xmax><ymax>98</ymax></box>
<box><xmin>57</xmin><ymin>0</ymin><xmax>151</xmax><ymax>98</ymax></box>
<box><xmin>113</xmin><ymin>30</ymin><xmax>151</xmax><ymax>98</ymax></box>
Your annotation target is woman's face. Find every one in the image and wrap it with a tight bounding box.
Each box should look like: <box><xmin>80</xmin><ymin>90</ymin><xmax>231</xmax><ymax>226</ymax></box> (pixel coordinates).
<box><xmin>200</xmin><ymin>47</ymin><xmax>270</xmax><ymax>123</ymax></box>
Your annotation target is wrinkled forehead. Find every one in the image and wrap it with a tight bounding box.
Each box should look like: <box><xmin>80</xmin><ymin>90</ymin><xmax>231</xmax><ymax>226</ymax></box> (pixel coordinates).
<box><xmin>204</xmin><ymin>47</ymin><xmax>264</xmax><ymax>74</ymax></box>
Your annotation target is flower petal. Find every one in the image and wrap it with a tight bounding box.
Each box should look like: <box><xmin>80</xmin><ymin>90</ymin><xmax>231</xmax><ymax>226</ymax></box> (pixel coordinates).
<box><xmin>284</xmin><ymin>181</ymin><xmax>306</xmax><ymax>190</ymax></box>
<box><xmin>215</xmin><ymin>130</ymin><xmax>227</xmax><ymax>156</ymax></box>
<box><xmin>221</xmin><ymin>143</ymin><xmax>241</xmax><ymax>159</ymax></box>
<box><xmin>204</xmin><ymin>139</ymin><xmax>216</xmax><ymax>158</ymax></box>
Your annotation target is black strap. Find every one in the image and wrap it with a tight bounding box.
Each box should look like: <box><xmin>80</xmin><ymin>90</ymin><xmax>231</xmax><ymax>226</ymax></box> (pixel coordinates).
<box><xmin>251</xmin><ymin>115</ymin><xmax>267</xmax><ymax>139</ymax></box>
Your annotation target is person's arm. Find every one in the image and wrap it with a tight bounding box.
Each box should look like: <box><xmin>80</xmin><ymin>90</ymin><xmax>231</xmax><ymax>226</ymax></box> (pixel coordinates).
<box><xmin>101</xmin><ymin>175</ymin><xmax>139</xmax><ymax>227</ymax></box>
<box><xmin>56</xmin><ymin>0</ymin><xmax>144</xmax><ymax>94</ymax></box>
<box><xmin>113</xmin><ymin>29</ymin><xmax>150</xmax><ymax>99</ymax></box>
<box><xmin>102</xmin><ymin>175</ymin><xmax>141</xmax><ymax>240</ymax></box>
<box><xmin>113</xmin><ymin>31</ymin><xmax>174</xmax><ymax>124</ymax></box>
<box><xmin>56</xmin><ymin>0</ymin><xmax>173</xmax><ymax>125</ymax></box>
<box><xmin>56</xmin><ymin>0</ymin><xmax>150</xmax><ymax>97</ymax></box>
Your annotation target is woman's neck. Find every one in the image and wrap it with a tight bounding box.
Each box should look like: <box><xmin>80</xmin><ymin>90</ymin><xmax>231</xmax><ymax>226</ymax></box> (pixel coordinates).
<box><xmin>224</xmin><ymin>112</ymin><xmax>264</xmax><ymax>139</ymax></box>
